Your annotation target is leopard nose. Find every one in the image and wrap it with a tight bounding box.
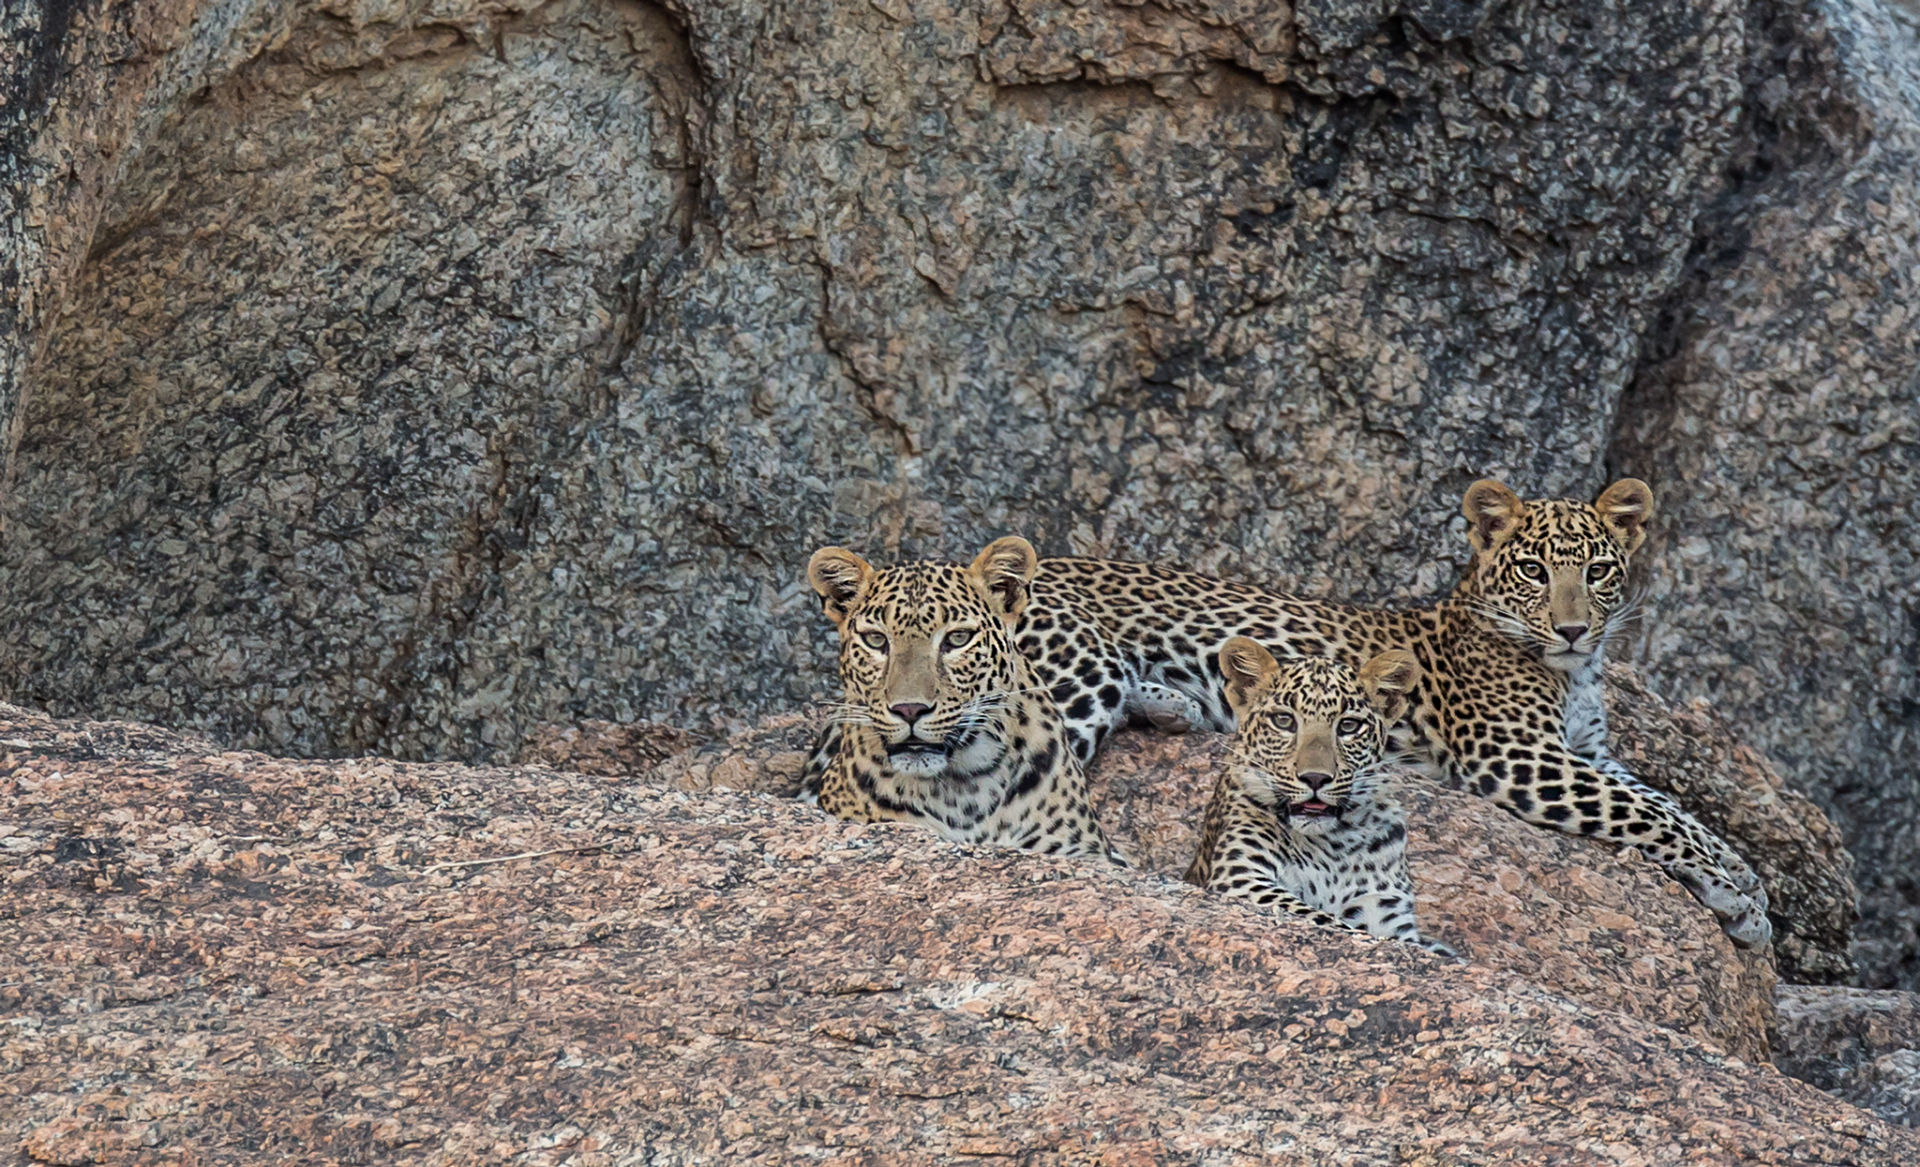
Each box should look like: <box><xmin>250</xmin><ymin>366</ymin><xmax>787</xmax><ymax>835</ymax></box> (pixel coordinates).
<box><xmin>1298</xmin><ymin>771</ymin><xmax>1333</xmax><ymax>793</ymax></box>
<box><xmin>1555</xmin><ymin>623</ymin><xmax>1590</xmax><ymax>646</ymax></box>
<box><xmin>890</xmin><ymin>702</ymin><xmax>932</xmax><ymax>725</ymax></box>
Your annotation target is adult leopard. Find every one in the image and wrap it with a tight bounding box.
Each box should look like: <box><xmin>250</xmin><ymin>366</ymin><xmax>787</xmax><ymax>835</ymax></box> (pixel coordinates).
<box><xmin>803</xmin><ymin>535</ymin><xmax>1114</xmax><ymax>860</ymax></box>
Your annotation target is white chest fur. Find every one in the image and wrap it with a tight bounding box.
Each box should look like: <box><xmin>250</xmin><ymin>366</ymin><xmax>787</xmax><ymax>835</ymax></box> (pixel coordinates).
<box><xmin>1561</xmin><ymin>654</ymin><xmax>1611</xmax><ymax>763</ymax></box>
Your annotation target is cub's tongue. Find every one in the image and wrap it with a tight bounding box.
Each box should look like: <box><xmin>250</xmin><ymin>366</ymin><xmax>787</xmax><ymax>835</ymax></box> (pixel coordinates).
<box><xmin>1292</xmin><ymin>799</ymin><xmax>1333</xmax><ymax>817</ymax></box>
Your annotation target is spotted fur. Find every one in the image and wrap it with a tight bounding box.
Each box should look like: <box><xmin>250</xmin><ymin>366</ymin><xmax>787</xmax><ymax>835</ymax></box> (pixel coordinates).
<box><xmin>1186</xmin><ymin>644</ymin><xmax>1448</xmax><ymax>953</ymax></box>
<box><xmin>804</xmin><ymin>537</ymin><xmax>1113</xmax><ymax>860</ymax></box>
<box><xmin>803</xmin><ymin>479</ymin><xmax>1770</xmax><ymax>946</ymax></box>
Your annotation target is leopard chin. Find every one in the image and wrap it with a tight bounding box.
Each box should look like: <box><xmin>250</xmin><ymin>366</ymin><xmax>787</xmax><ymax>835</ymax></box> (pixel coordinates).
<box><xmin>885</xmin><ymin>740</ymin><xmax>952</xmax><ymax>777</ymax></box>
<box><xmin>1544</xmin><ymin>649</ymin><xmax>1593</xmax><ymax>673</ymax></box>
<box><xmin>1285</xmin><ymin>799</ymin><xmax>1344</xmax><ymax>833</ymax></box>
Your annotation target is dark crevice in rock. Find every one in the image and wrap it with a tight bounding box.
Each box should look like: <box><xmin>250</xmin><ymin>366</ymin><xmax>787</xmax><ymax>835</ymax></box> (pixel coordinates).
<box><xmin>1</xmin><ymin>0</ymin><xmax>93</xmax><ymax>496</ymax></box>
<box><xmin>602</xmin><ymin>0</ymin><xmax>713</xmax><ymax>375</ymax></box>
<box><xmin>5</xmin><ymin>0</ymin><xmax>85</xmax><ymax>116</ymax></box>
<box><xmin>1</xmin><ymin>0</ymin><xmax>86</xmax><ymax>267</ymax></box>
<box><xmin>813</xmin><ymin>259</ymin><xmax>920</xmax><ymax>458</ymax></box>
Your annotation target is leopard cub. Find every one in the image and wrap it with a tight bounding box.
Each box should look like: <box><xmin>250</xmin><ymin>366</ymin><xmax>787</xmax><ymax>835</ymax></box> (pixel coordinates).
<box><xmin>1184</xmin><ymin>639</ymin><xmax>1448</xmax><ymax>953</ymax></box>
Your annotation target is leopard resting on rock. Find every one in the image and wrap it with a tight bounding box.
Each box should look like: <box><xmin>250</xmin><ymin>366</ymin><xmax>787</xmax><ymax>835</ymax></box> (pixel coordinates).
<box><xmin>804</xmin><ymin>479</ymin><xmax>1771</xmax><ymax>947</ymax></box>
<box><xmin>803</xmin><ymin>535</ymin><xmax>1115</xmax><ymax>861</ymax></box>
<box><xmin>1185</xmin><ymin>639</ymin><xmax>1450</xmax><ymax>954</ymax></box>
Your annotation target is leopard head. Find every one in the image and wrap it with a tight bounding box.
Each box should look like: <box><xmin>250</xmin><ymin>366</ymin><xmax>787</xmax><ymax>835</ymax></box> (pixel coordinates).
<box><xmin>808</xmin><ymin>536</ymin><xmax>1037</xmax><ymax>778</ymax></box>
<box><xmin>1458</xmin><ymin>477</ymin><xmax>1652</xmax><ymax>672</ymax></box>
<box><xmin>1218</xmin><ymin>640</ymin><xmax>1421</xmax><ymax>833</ymax></box>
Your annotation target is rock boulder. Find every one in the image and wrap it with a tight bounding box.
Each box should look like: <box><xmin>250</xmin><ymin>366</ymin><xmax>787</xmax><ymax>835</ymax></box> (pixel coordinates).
<box><xmin>3</xmin><ymin>701</ymin><xmax>1913</xmax><ymax>1163</ymax></box>
<box><xmin>1774</xmin><ymin>984</ymin><xmax>1920</xmax><ymax>1128</ymax></box>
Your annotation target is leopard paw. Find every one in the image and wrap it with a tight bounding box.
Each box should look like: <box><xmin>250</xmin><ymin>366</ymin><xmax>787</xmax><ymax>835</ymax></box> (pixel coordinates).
<box><xmin>1675</xmin><ymin>862</ymin><xmax>1773</xmax><ymax>948</ymax></box>
<box><xmin>1132</xmin><ymin>682</ymin><xmax>1204</xmax><ymax>735</ymax></box>
<box><xmin>1723</xmin><ymin>906</ymin><xmax>1773</xmax><ymax>949</ymax></box>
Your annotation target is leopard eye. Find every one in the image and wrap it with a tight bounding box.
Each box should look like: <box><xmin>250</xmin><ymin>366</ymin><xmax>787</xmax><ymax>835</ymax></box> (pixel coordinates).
<box><xmin>1337</xmin><ymin>717</ymin><xmax>1364</xmax><ymax>735</ymax></box>
<box><xmin>1272</xmin><ymin>712</ymin><xmax>1296</xmax><ymax>733</ymax></box>
<box><xmin>860</xmin><ymin>631</ymin><xmax>888</xmax><ymax>652</ymax></box>
<box><xmin>1516</xmin><ymin>560</ymin><xmax>1548</xmax><ymax>585</ymax></box>
<box><xmin>942</xmin><ymin>628</ymin><xmax>976</xmax><ymax>652</ymax></box>
<box><xmin>1586</xmin><ymin>562</ymin><xmax>1616</xmax><ymax>585</ymax></box>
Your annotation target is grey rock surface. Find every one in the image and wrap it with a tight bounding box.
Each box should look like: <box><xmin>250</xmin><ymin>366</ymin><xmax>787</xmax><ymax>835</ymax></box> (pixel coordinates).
<box><xmin>1774</xmin><ymin>984</ymin><xmax>1920</xmax><ymax>1126</ymax></box>
<box><xmin>1</xmin><ymin>0</ymin><xmax>197</xmax><ymax>480</ymax></box>
<box><xmin>0</xmin><ymin>0</ymin><xmax>1747</xmax><ymax>753</ymax></box>
<box><xmin>1608</xmin><ymin>0</ymin><xmax>1920</xmax><ymax>991</ymax></box>
<box><xmin>0</xmin><ymin>0</ymin><xmax>1916</xmax><ymax>985</ymax></box>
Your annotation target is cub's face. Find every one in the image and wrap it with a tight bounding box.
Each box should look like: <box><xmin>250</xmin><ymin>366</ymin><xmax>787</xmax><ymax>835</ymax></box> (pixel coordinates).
<box><xmin>1218</xmin><ymin>642</ymin><xmax>1420</xmax><ymax>835</ymax></box>
<box><xmin>1461</xmin><ymin>478</ymin><xmax>1653</xmax><ymax>672</ymax></box>
<box><xmin>808</xmin><ymin>537</ymin><xmax>1037</xmax><ymax>778</ymax></box>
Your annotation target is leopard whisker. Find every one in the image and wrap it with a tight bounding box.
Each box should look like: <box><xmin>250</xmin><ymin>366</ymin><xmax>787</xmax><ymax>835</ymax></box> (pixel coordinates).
<box><xmin>1462</xmin><ymin>598</ymin><xmax>1560</xmax><ymax>652</ymax></box>
<box><xmin>1596</xmin><ymin>586</ymin><xmax>1650</xmax><ymax>652</ymax></box>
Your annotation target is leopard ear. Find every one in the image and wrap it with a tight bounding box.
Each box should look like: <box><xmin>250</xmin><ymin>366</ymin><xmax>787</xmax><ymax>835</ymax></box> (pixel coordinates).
<box><xmin>1462</xmin><ymin>479</ymin><xmax>1526</xmax><ymax>553</ymax></box>
<box><xmin>1595</xmin><ymin>478</ymin><xmax>1654</xmax><ymax>556</ymax></box>
<box><xmin>1359</xmin><ymin>650</ymin><xmax>1422</xmax><ymax>724</ymax></box>
<box><xmin>967</xmin><ymin>536</ymin><xmax>1039</xmax><ymax>624</ymax></box>
<box><xmin>808</xmin><ymin>546</ymin><xmax>875</xmax><ymax>629</ymax></box>
<box><xmin>1219</xmin><ymin>637</ymin><xmax>1280</xmax><ymax>723</ymax></box>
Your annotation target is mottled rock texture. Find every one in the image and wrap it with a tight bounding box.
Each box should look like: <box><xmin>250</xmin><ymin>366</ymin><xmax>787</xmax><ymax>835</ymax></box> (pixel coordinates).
<box><xmin>1609</xmin><ymin>0</ymin><xmax>1920</xmax><ymax>992</ymax></box>
<box><xmin>2</xmin><ymin>0</ymin><xmax>188</xmax><ymax>472</ymax></box>
<box><xmin>515</xmin><ymin>716</ymin><xmax>701</xmax><ymax>775</ymax></box>
<box><xmin>5</xmin><ymin>702</ymin><xmax>1914</xmax><ymax>1164</ymax></box>
<box><xmin>0</xmin><ymin>0</ymin><xmax>1749</xmax><ymax>753</ymax></box>
<box><xmin>1602</xmin><ymin>662</ymin><xmax>1858</xmax><ymax>986</ymax></box>
<box><xmin>1775</xmin><ymin>985</ymin><xmax>1920</xmax><ymax>1126</ymax></box>
<box><xmin>0</xmin><ymin>0</ymin><xmax>1915</xmax><ymax>984</ymax></box>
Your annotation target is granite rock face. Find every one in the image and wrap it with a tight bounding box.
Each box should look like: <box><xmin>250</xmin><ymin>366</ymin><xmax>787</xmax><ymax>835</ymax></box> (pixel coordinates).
<box><xmin>1</xmin><ymin>0</ymin><xmax>197</xmax><ymax>475</ymax></box>
<box><xmin>0</xmin><ymin>0</ymin><xmax>1915</xmax><ymax>984</ymax></box>
<box><xmin>0</xmin><ymin>0</ymin><xmax>1748</xmax><ymax>760</ymax></box>
<box><xmin>1774</xmin><ymin>985</ymin><xmax>1920</xmax><ymax>1127</ymax></box>
<box><xmin>1607</xmin><ymin>0</ymin><xmax>1920</xmax><ymax>990</ymax></box>
<box><xmin>6</xmin><ymin>702</ymin><xmax>1915</xmax><ymax>1164</ymax></box>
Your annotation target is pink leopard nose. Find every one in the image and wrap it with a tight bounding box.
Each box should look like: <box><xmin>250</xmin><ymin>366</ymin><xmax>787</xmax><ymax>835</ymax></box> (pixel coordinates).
<box><xmin>890</xmin><ymin>702</ymin><xmax>931</xmax><ymax>725</ymax></box>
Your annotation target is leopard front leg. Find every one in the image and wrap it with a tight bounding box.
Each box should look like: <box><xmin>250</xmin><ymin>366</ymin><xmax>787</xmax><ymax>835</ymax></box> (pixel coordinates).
<box><xmin>1210</xmin><ymin>874</ymin><xmax>1373</xmax><ymax>939</ymax></box>
<box><xmin>1333</xmin><ymin>880</ymin><xmax>1454</xmax><ymax>956</ymax></box>
<box><xmin>1463</xmin><ymin>740</ymin><xmax>1771</xmax><ymax>947</ymax></box>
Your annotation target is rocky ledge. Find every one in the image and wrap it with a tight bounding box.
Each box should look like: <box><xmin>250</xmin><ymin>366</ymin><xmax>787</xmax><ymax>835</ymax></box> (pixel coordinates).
<box><xmin>3</xmin><ymin>695</ymin><xmax>1913</xmax><ymax>1164</ymax></box>
<box><xmin>1775</xmin><ymin>984</ymin><xmax>1920</xmax><ymax>1128</ymax></box>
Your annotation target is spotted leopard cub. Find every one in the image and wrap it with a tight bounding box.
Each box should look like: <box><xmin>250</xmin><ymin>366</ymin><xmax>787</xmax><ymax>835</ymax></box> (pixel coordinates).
<box><xmin>1185</xmin><ymin>639</ymin><xmax>1447</xmax><ymax>953</ymax></box>
<box><xmin>805</xmin><ymin>536</ymin><xmax>1114</xmax><ymax>860</ymax></box>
